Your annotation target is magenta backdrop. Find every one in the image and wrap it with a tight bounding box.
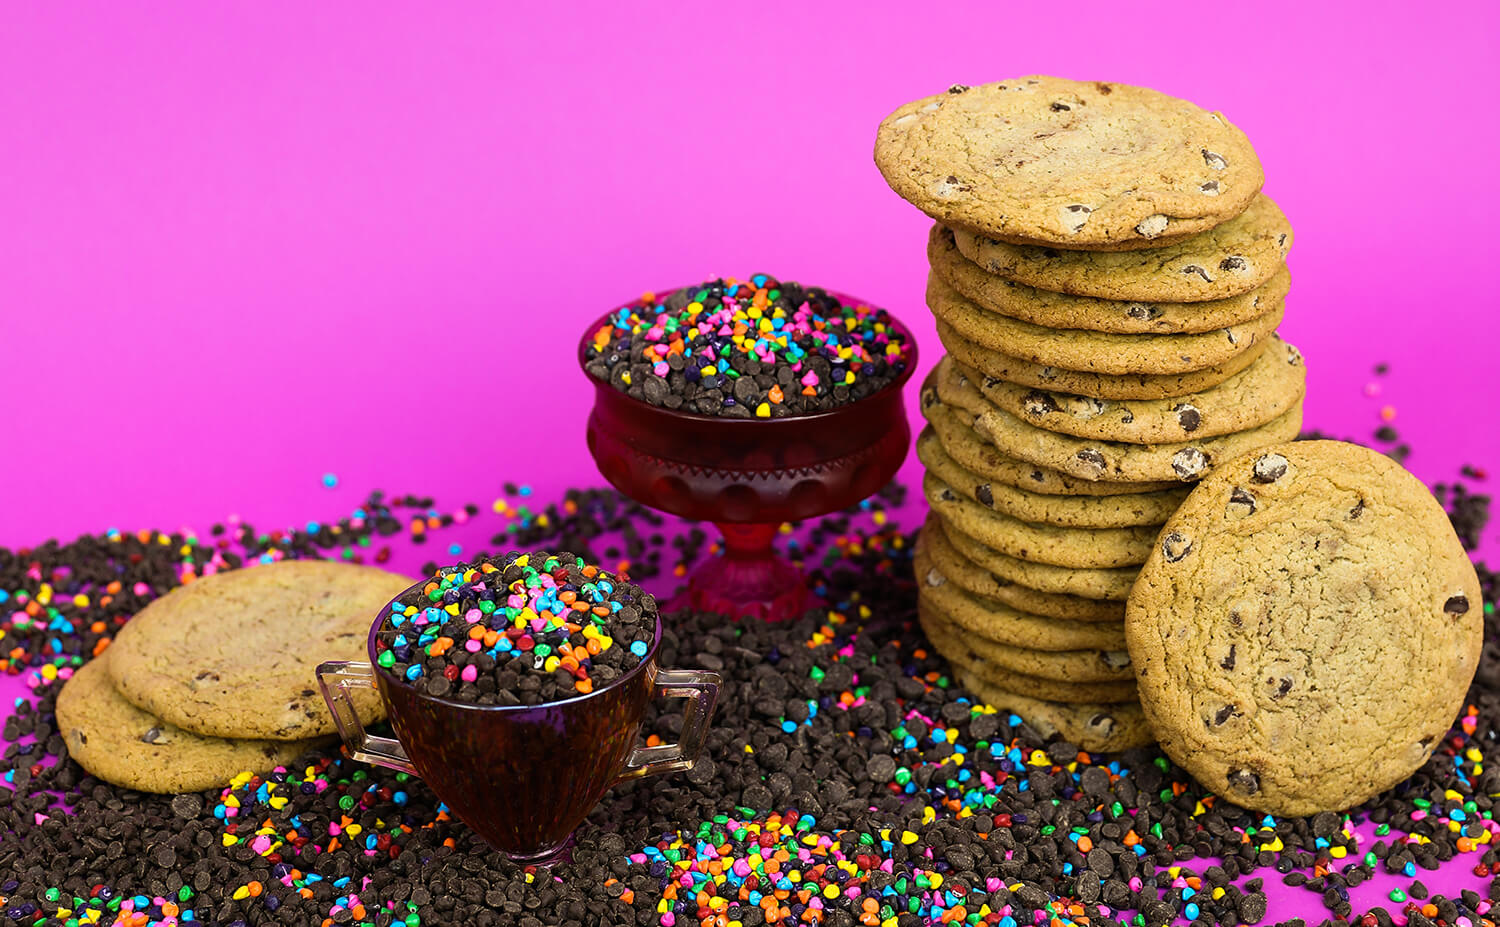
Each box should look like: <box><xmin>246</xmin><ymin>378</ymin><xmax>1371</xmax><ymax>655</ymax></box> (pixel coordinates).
<box><xmin>2</xmin><ymin>0</ymin><xmax>1498</xmax><ymax>546</ymax></box>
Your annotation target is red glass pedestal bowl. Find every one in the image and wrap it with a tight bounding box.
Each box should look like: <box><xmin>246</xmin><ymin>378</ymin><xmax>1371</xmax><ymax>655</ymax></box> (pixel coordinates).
<box><xmin>577</xmin><ymin>299</ymin><xmax>917</xmax><ymax>621</ymax></box>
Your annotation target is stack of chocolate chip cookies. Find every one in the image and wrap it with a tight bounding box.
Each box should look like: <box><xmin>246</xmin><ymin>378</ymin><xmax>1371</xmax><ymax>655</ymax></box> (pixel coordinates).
<box><xmin>875</xmin><ymin>76</ymin><xmax>1307</xmax><ymax>751</ymax></box>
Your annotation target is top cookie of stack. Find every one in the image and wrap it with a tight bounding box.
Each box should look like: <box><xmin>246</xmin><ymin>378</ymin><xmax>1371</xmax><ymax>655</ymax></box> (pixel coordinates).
<box><xmin>876</xmin><ymin>76</ymin><xmax>1305</xmax><ymax>752</ymax></box>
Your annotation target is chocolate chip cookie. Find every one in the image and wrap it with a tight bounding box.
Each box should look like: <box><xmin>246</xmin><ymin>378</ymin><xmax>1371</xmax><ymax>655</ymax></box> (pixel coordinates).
<box><xmin>952</xmin><ymin>194</ymin><xmax>1292</xmax><ymax>302</ymax></box>
<box><xmin>928</xmin><ymin>274</ymin><xmax>1283</xmax><ymax>376</ymax></box>
<box><xmin>1126</xmin><ymin>441</ymin><xmax>1484</xmax><ymax>815</ymax></box>
<box><xmin>928</xmin><ymin>224</ymin><xmax>1291</xmax><ymax>335</ymax></box>
<box><xmin>875</xmin><ymin>76</ymin><xmax>1263</xmax><ymax>250</ymax></box>
<box><xmin>933</xmin><ymin>358</ymin><xmax>1304</xmax><ymax>483</ymax></box>
<box><xmin>109</xmin><ymin>560</ymin><xmax>415</xmax><ymax>741</ymax></box>
<box><xmin>937</xmin><ymin>319</ymin><xmax>1271</xmax><ymax>400</ymax></box>
<box><xmin>953</xmin><ymin>341</ymin><xmax>1305</xmax><ymax>444</ymax></box>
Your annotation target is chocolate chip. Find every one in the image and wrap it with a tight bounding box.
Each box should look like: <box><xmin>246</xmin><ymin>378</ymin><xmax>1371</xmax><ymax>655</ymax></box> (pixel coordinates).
<box><xmin>1161</xmin><ymin>532</ymin><xmax>1193</xmax><ymax>562</ymax></box>
<box><xmin>1275</xmin><ymin>677</ymin><xmax>1293</xmax><ymax>699</ymax></box>
<box><xmin>1180</xmin><ymin>264</ymin><xmax>1214</xmax><ymax>283</ymax></box>
<box><xmin>1349</xmin><ymin>498</ymin><xmax>1365</xmax><ymax>519</ymax></box>
<box><xmin>1051</xmin><ymin>102</ymin><xmax>1071</xmax><ymax>112</ymax></box>
<box><xmin>1199</xmin><ymin>181</ymin><xmax>1221</xmax><ymax>195</ymax></box>
<box><xmin>1174</xmin><ymin>404</ymin><xmax>1202</xmax><ymax>433</ymax></box>
<box><xmin>1125</xmin><ymin>303</ymin><xmax>1163</xmax><ymax>321</ymax></box>
<box><xmin>974</xmin><ymin>484</ymin><xmax>993</xmax><ymax>506</ymax></box>
<box><xmin>1213</xmin><ymin>704</ymin><xmax>1238</xmax><ymax>726</ymax></box>
<box><xmin>1226</xmin><ymin>768</ymin><xmax>1260</xmax><ymax>795</ymax></box>
<box><xmin>1021</xmin><ymin>391</ymin><xmax>1058</xmax><ymax>417</ymax></box>
<box><xmin>1252</xmin><ymin>453</ymin><xmax>1289</xmax><ymax>483</ymax></box>
<box><xmin>947</xmin><ymin>84</ymin><xmax>969</xmax><ymax>94</ymax></box>
<box><xmin>1220</xmin><ymin>645</ymin><xmax>1237</xmax><ymax>670</ymax></box>
<box><xmin>1094</xmin><ymin>82</ymin><xmax>1113</xmax><ymax>95</ymax></box>
<box><xmin>1075</xmin><ymin>448</ymin><xmax>1107</xmax><ymax>475</ymax></box>
<box><xmin>1445</xmin><ymin>595</ymin><xmax>1471</xmax><ymax>616</ymax></box>
<box><xmin>1227</xmin><ymin>487</ymin><xmax>1257</xmax><ymax>517</ymax></box>
<box><xmin>1172</xmin><ymin>448</ymin><xmax>1209</xmax><ymax>480</ymax></box>
<box><xmin>1202</xmin><ymin>148</ymin><xmax>1228</xmax><ymax>170</ymax></box>
<box><xmin>1219</xmin><ymin>256</ymin><xmax>1247</xmax><ymax>272</ymax></box>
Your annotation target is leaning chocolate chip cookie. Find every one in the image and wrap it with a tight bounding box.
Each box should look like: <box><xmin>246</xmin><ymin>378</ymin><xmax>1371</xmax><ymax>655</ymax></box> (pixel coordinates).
<box><xmin>875</xmin><ymin>76</ymin><xmax>1263</xmax><ymax>250</ymax></box>
<box><xmin>1126</xmin><ymin>441</ymin><xmax>1483</xmax><ymax>816</ymax></box>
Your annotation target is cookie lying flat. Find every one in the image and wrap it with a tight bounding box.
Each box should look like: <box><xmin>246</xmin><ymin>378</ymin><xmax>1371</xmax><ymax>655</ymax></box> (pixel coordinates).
<box><xmin>934</xmin><ymin>358</ymin><xmax>1305</xmax><ymax>483</ymax></box>
<box><xmin>938</xmin><ymin>516</ymin><xmax>1139</xmax><ymax>601</ymax></box>
<box><xmin>922</xmin><ymin>390</ymin><xmax>1178</xmax><ymax>496</ymax></box>
<box><xmin>875</xmin><ymin>76</ymin><xmax>1263</xmax><ymax>251</ymax></box>
<box><xmin>953</xmin><ymin>665</ymin><xmax>1154</xmax><ymax>753</ymax></box>
<box><xmin>918</xmin><ymin>603</ymin><xmax>1136</xmax><ymax>702</ymax></box>
<box><xmin>927</xmin><ymin>274</ymin><xmax>1283</xmax><ymax>376</ymax></box>
<box><xmin>1126</xmin><ymin>441</ymin><xmax>1484</xmax><ymax>816</ymax></box>
<box><xmin>953</xmin><ymin>194</ymin><xmax>1292</xmax><ymax>302</ymax></box>
<box><xmin>916</xmin><ymin>560</ymin><xmax>1127</xmax><ymax>652</ymax></box>
<box><xmin>952</xmin><ymin>341</ymin><xmax>1305</xmax><ymax>444</ymax></box>
<box><xmin>917</xmin><ymin>513</ymin><xmax>1123</xmax><ymax>622</ymax></box>
<box><xmin>937</xmin><ymin>319</ymin><xmax>1270</xmax><ymax>401</ymax></box>
<box><xmin>926</xmin><ymin>474</ymin><xmax>1156</xmax><ymax>569</ymax></box>
<box><xmin>110</xmin><ymin>560</ymin><xmax>415</xmax><ymax>741</ymax></box>
<box><xmin>927</xmin><ymin>224</ymin><xmax>1291</xmax><ymax>335</ymax></box>
<box><xmin>58</xmin><ymin>654</ymin><xmax>322</xmax><ymax>793</ymax></box>
<box><xmin>918</xmin><ymin>426</ymin><xmax>1186</xmax><ymax>528</ymax></box>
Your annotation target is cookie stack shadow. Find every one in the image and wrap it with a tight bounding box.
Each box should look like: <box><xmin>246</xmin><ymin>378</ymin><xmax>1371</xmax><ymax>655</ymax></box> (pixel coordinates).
<box><xmin>875</xmin><ymin>77</ymin><xmax>1307</xmax><ymax>752</ymax></box>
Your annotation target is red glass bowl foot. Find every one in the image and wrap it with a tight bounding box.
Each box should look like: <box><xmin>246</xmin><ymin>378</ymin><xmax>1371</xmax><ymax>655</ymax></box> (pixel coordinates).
<box><xmin>664</xmin><ymin>524</ymin><xmax>814</xmax><ymax>622</ymax></box>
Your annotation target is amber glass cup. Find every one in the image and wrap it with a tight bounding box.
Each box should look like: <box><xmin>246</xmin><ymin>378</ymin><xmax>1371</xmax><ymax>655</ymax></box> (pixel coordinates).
<box><xmin>316</xmin><ymin>583</ymin><xmax>720</xmax><ymax>864</ymax></box>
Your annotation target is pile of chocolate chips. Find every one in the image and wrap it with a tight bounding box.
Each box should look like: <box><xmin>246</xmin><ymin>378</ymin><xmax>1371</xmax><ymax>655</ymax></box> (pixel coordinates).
<box><xmin>583</xmin><ymin>275</ymin><xmax>910</xmax><ymax>418</ymax></box>
<box><xmin>375</xmin><ymin>551</ymin><xmax>656</xmax><ymax>705</ymax></box>
<box><xmin>0</xmin><ymin>464</ymin><xmax>1497</xmax><ymax>926</ymax></box>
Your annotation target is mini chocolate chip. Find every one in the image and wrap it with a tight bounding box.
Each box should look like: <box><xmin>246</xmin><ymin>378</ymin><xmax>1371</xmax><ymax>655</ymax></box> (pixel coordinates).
<box><xmin>1125</xmin><ymin>302</ymin><xmax>1162</xmax><ymax>321</ymax></box>
<box><xmin>1172</xmin><ymin>448</ymin><xmax>1209</xmax><ymax>480</ymax></box>
<box><xmin>1252</xmin><ymin>453</ymin><xmax>1289</xmax><ymax>483</ymax></box>
<box><xmin>974</xmin><ymin>484</ymin><xmax>993</xmax><ymax>506</ymax></box>
<box><xmin>1226</xmin><ymin>768</ymin><xmax>1260</xmax><ymax>795</ymax></box>
<box><xmin>1219</xmin><ymin>256</ymin><xmax>1247</xmax><ymax>271</ymax></box>
<box><xmin>939</xmin><ymin>488</ymin><xmax>958</xmax><ymax>502</ymax></box>
<box><xmin>1227</xmin><ymin>487</ymin><xmax>1258</xmax><ymax>517</ymax></box>
<box><xmin>1220</xmin><ymin>645</ymin><xmax>1237</xmax><ymax>670</ymax></box>
<box><xmin>1161</xmin><ymin>532</ymin><xmax>1193</xmax><ymax>562</ymax></box>
<box><xmin>1445</xmin><ymin>595</ymin><xmax>1471</xmax><ymax>616</ymax></box>
<box><xmin>1275</xmin><ymin>677</ymin><xmax>1292</xmax><ymax>698</ymax></box>
<box><xmin>1174</xmin><ymin>404</ymin><xmax>1202</xmax><ymax>432</ymax></box>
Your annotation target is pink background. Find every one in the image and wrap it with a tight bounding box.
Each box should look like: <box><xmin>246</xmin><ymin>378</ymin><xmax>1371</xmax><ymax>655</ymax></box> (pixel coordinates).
<box><xmin>2</xmin><ymin>0</ymin><xmax>1498</xmax><ymax>545</ymax></box>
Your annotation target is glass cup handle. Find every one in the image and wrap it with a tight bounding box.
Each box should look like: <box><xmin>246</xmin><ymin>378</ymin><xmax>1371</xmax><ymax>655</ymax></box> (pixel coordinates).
<box><xmin>315</xmin><ymin>660</ymin><xmax>417</xmax><ymax>775</ymax></box>
<box><xmin>617</xmin><ymin>668</ymin><xmax>722</xmax><ymax>781</ymax></box>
